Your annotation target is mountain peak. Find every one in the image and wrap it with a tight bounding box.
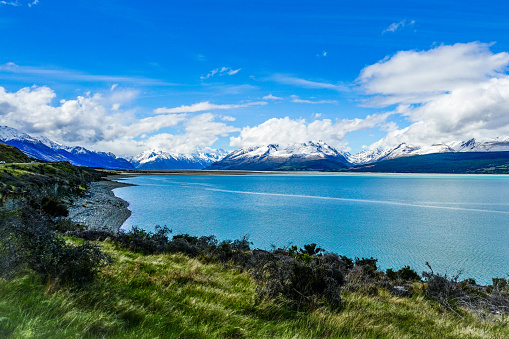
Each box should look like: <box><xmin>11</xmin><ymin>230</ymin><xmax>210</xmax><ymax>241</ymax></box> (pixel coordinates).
<box><xmin>207</xmin><ymin>141</ymin><xmax>351</xmax><ymax>171</ymax></box>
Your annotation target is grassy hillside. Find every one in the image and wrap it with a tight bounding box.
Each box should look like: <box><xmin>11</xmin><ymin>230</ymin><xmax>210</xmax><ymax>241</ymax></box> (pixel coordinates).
<box><xmin>349</xmin><ymin>152</ymin><xmax>509</xmax><ymax>174</ymax></box>
<box><xmin>0</xmin><ymin>162</ymin><xmax>101</xmax><ymax>199</ymax></box>
<box><xmin>1</xmin><ymin>239</ymin><xmax>507</xmax><ymax>338</ymax></box>
<box><xmin>0</xmin><ymin>143</ymin><xmax>33</xmax><ymax>164</ymax></box>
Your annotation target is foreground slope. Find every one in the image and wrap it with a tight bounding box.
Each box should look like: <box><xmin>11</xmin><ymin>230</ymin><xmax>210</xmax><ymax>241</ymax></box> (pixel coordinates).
<box><xmin>1</xmin><ymin>241</ymin><xmax>507</xmax><ymax>338</ymax></box>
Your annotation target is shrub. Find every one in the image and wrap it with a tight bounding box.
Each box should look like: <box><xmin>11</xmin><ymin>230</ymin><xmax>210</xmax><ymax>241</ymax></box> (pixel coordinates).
<box><xmin>0</xmin><ymin>203</ymin><xmax>111</xmax><ymax>286</ymax></box>
<box><xmin>386</xmin><ymin>266</ymin><xmax>421</xmax><ymax>282</ymax></box>
<box><xmin>250</xmin><ymin>250</ymin><xmax>345</xmax><ymax>310</ymax></box>
<box><xmin>40</xmin><ymin>196</ymin><xmax>69</xmax><ymax>217</ymax></box>
<box><xmin>354</xmin><ymin>257</ymin><xmax>378</xmax><ymax>277</ymax></box>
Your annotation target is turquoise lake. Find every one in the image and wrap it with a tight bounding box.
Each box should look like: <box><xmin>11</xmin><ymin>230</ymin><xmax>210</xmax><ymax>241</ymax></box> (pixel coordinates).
<box><xmin>113</xmin><ymin>174</ymin><xmax>509</xmax><ymax>284</ymax></box>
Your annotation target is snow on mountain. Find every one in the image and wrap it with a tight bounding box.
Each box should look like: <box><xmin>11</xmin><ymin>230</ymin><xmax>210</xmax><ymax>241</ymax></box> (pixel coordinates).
<box><xmin>448</xmin><ymin>137</ymin><xmax>509</xmax><ymax>152</ymax></box>
<box><xmin>131</xmin><ymin>148</ymin><xmax>228</xmax><ymax>170</ymax></box>
<box><xmin>0</xmin><ymin>126</ymin><xmax>134</xmax><ymax>169</ymax></box>
<box><xmin>348</xmin><ymin>143</ymin><xmax>455</xmax><ymax>165</ymax></box>
<box><xmin>207</xmin><ymin>141</ymin><xmax>351</xmax><ymax>171</ymax></box>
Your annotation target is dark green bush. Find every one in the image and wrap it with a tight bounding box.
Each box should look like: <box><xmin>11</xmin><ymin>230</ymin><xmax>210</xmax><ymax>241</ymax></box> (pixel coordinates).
<box><xmin>0</xmin><ymin>203</ymin><xmax>111</xmax><ymax>286</ymax></box>
<box><xmin>250</xmin><ymin>250</ymin><xmax>344</xmax><ymax>310</ymax></box>
<box><xmin>40</xmin><ymin>196</ymin><xmax>69</xmax><ymax>217</ymax></box>
<box><xmin>354</xmin><ymin>257</ymin><xmax>378</xmax><ymax>277</ymax></box>
<box><xmin>386</xmin><ymin>266</ymin><xmax>421</xmax><ymax>281</ymax></box>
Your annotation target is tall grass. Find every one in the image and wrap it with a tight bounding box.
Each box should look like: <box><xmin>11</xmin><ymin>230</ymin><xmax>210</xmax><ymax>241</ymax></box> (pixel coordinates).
<box><xmin>1</xmin><ymin>240</ymin><xmax>507</xmax><ymax>338</ymax></box>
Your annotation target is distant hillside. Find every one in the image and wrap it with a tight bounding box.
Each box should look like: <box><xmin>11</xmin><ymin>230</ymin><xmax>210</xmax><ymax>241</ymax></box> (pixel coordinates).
<box><xmin>0</xmin><ymin>143</ymin><xmax>33</xmax><ymax>163</ymax></box>
<box><xmin>349</xmin><ymin>152</ymin><xmax>509</xmax><ymax>174</ymax></box>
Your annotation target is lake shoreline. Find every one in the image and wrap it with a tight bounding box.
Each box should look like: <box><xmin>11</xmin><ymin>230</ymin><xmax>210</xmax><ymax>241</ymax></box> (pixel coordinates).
<box><xmin>67</xmin><ymin>175</ymin><xmax>136</xmax><ymax>233</ymax></box>
<box><xmin>112</xmin><ymin>169</ymin><xmax>509</xmax><ymax>177</ymax></box>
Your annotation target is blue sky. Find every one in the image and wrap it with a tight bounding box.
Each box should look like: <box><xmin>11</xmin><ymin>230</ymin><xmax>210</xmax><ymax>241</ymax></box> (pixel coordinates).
<box><xmin>2</xmin><ymin>1</ymin><xmax>509</xmax><ymax>156</ymax></box>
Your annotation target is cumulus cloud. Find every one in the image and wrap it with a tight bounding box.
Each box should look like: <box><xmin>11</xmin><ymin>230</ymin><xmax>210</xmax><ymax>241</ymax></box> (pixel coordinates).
<box><xmin>0</xmin><ymin>85</ymin><xmax>240</xmax><ymax>156</ymax></box>
<box><xmin>290</xmin><ymin>95</ymin><xmax>337</xmax><ymax>104</ymax></box>
<box><xmin>140</xmin><ymin>113</ymin><xmax>240</xmax><ymax>154</ymax></box>
<box><xmin>358</xmin><ymin>42</ymin><xmax>509</xmax><ymax>106</ymax></box>
<box><xmin>382</xmin><ymin>20</ymin><xmax>415</xmax><ymax>34</ymax></box>
<box><xmin>153</xmin><ymin>101</ymin><xmax>267</xmax><ymax>114</ymax></box>
<box><xmin>359</xmin><ymin>42</ymin><xmax>509</xmax><ymax>149</ymax></box>
<box><xmin>200</xmin><ymin>67</ymin><xmax>241</xmax><ymax>80</ymax></box>
<box><xmin>271</xmin><ymin>74</ymin><xmax>348</xmax><ymax>92</ymax></box>
<box><xmin>371</xmin><ymin>77</ymin><xmax>509</xmax><ymax>149</ymax></box>
<box><xmin>230</xmin><ymin>114</ymin><xmax>390</xmax><ymax>151</ymax></box>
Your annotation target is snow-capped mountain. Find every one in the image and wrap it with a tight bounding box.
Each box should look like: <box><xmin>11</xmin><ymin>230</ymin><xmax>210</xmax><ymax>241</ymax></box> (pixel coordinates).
<box><xmin>131</xmin><ymin>148</ymin><xmax>228</xmax><ymax>170</ymax></box>
<box><xmin>347</xmin><ymin>143</ymin><xmax>455</xmax><ymax>165</ymax></box>
<box><xmin>448</xmin><ymin>137</ymin><xmax>509</xmax><ymax>152</ymax></box>
<box><xmin>207</xmin><ymin>141</ymin><xmax>351</xmax><ymax>171</ymax></box>
<box><xmin>0</xmin><ymin>126</ymin><xmax>134</xmax><ymax>169</ymax></box>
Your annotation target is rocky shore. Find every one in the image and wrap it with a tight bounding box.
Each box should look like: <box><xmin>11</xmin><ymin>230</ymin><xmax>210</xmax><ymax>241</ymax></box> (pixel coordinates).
<box><xmin>67</xmin><ymin>176</ymin><xmax>135</xmax><ymax>233</ymax></box>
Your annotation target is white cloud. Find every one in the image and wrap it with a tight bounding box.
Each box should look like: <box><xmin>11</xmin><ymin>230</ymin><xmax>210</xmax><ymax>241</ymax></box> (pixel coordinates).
<box><xmin>0</xmin><ymin>86</ymin><xmax>129</xmax><ymax>144</ymax></box>
<box><xmin>359</xmin><ymin>42</ymin><xmax>509</xmax><ymax>150</ymax></box>
<box><xmin>371</xmin><ymin>77</ymin><xmax>509</xmax><ymax>149</ymax></box>
<box><xmin>200</xmin><ymin>68</ymin><xmax>219</xmax><ymax>80</ymax></box>
<box><xmin>382</xmin><ymin>19</ymin><xmax>415</xmax><ymax>34</ymax></box>
<box><xmin>358</xmin><ymin>42</ymin><xmax>509</xmax><ymax>106</ymax></box>
<box><xmin>230</xmin><ymin>114</ymin><xmax>390</xmax><ymax>151</ymax></box>
<box><xmin>200</xmin><ymin>67</ymin><xmax>241</xmax><ymax>80</ymax></box>
<box><xmin>262</xmin><ymin>94</ymin><xmax>283</xmax><ymax>100</ymax></box>
<box><xmin>140</xmin><ymin>113</ymin><xmax>240</xmax><ymax>154</ymax></box>
<box><xmin>28</xmin><ymin>0</ymin><xmax>38</xmax><ymax>7</ymax></box>
<box><xmin>221</xmin><ymin>115</ymin><xmax>236</xmax><ymax>122</ymax></box>
<box><xmin>271</xmin><ymin>74</ymin><xmax>347</xmax><ymax>92</ymax></box>
<box><xmin>227</xmin><ymin>68</ymin><xmax>241</xmax><ymax>75</ymax></box>
<box><xmin>0</xmin><ymin>85</ymin><xmax>244</xmax><ymax>156</ymax></box>
<box><xmin>0</xmin><ymin>1</ymin><xmax>20</xmax><ymax>6</ymax></box>
<box><xmin>290</xmin><ymin>95</ymin><xmax>337</xmax><ymax>104</ymax></box>
<box><xmin>153</xmin><ymin>101</ymin><xmax>267</xmax><ymax>114</ymax></box>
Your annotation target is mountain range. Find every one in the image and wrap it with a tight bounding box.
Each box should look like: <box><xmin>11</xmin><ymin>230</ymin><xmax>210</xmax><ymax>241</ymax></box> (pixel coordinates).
<box><xmin>207</xmin><ymin>141</ymin><xmax>350</xmax><ymax>171</ymax></box>
<box><xmin>1</xmin><ymin>125</ymin><xmax>509</xmax><ymax>172</ymax></box>
<box><xmin>131</xmin><ymin>149</ymin><xmax>228</xmax><ymax>170</ymax></box>
<box><xmin>0</xmin><ymin>126</ymin><xmax>226</xmax><ymax>170</ymax></box>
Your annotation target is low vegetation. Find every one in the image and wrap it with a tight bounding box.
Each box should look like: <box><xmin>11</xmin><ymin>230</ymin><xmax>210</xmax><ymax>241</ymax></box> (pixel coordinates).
<box><xmin>1</xmin><ymin>204</ymin><xmax>508</xmax><ymax>337</ymax></box>
<box><xmin>0</xmin><ymin>161</ymin><xmax>101</xmax><ymax>199</ymax></box>
<box><xmin>0</xmin><ymin>143</ymin><xmax>33</xmax><ymax>164</ymax></box>
<box><xmin>0</xmin><ymin>161</ymin><xmax>508</xmax><ymax>337</ymax></box>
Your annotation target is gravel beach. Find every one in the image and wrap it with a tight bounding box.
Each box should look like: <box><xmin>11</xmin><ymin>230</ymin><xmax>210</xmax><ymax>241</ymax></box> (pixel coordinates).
<box><xmin>67</xmin><ymin>176</ymin><xmax>135</xmax><ymax>233</ymax></box>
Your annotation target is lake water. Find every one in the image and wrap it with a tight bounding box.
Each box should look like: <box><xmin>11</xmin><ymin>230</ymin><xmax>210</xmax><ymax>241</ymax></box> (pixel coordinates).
<box><xmin>113</xmin><ymin>174</ymin><xmax>509</xmax><ymax>285</ymax></box>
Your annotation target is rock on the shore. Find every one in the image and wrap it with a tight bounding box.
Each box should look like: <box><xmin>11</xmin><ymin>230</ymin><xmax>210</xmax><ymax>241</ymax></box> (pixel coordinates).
<box><xmin>67</xmin><ymin>179</ymin><xmax>133</xmax><ymax>233</ymax></box>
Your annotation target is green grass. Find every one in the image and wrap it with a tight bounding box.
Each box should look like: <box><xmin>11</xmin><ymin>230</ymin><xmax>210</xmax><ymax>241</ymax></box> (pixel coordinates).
<box><xmin>0</xmin><ymin>240</ymin><xmax>507</xmax><ymax>338</ymax></box>
<box><xmin>0</xmin><ymin>143</ymin><xmax>32</xmax><ymax>164</ymax></box>
<box><xmin>0</xmin><ymin>162</ymin><xmax>100</xmax><ymax>198</ymax></box>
